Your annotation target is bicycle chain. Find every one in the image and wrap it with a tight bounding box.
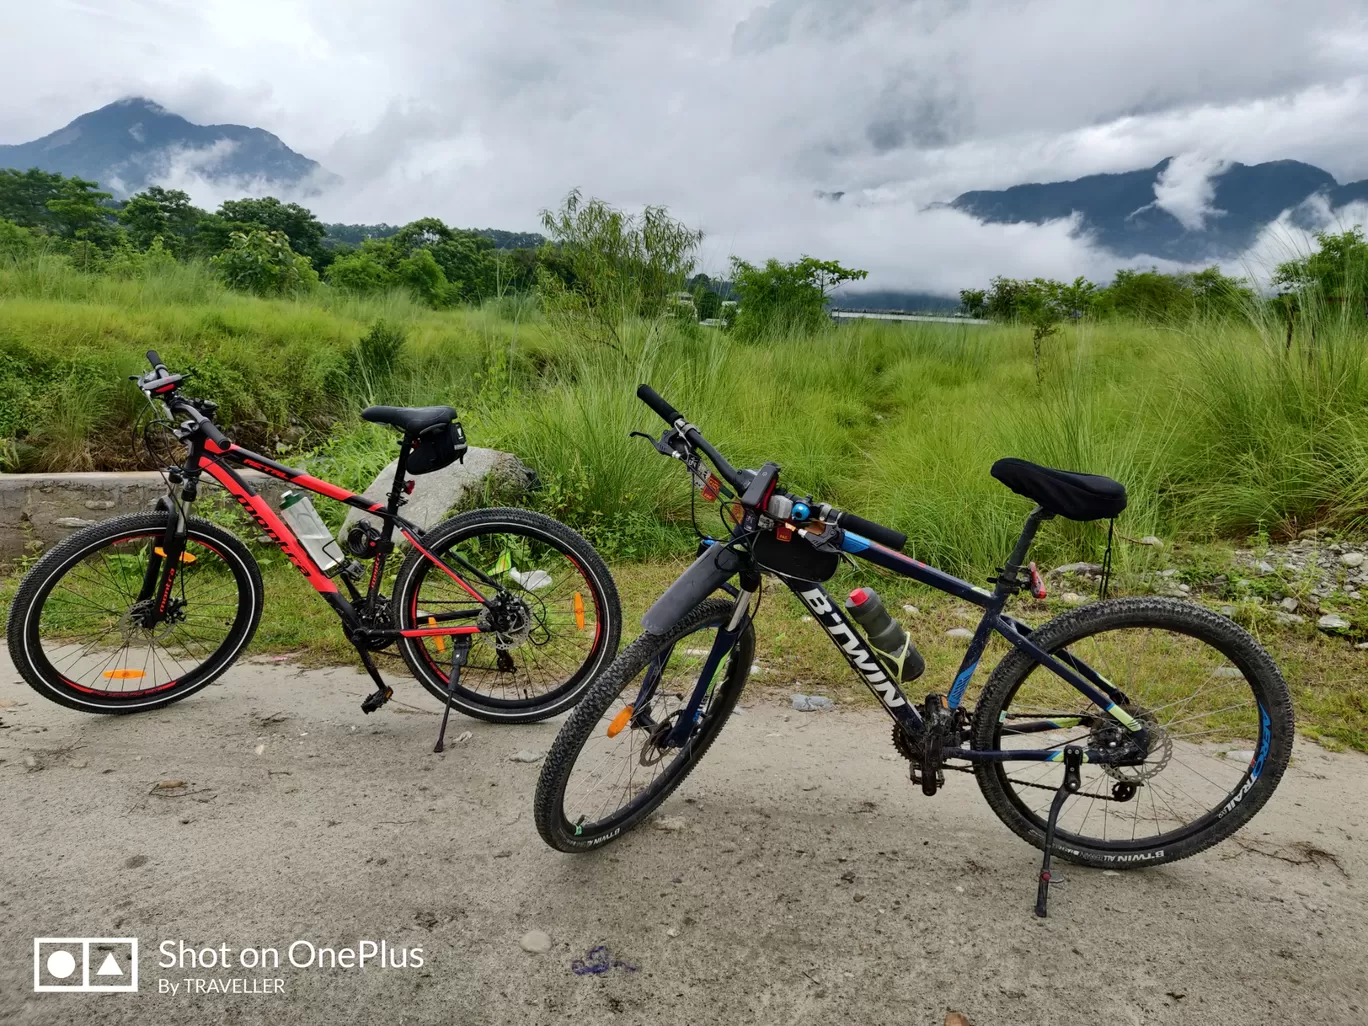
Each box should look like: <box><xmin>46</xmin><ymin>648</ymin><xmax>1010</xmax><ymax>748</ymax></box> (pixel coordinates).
<box><xmin>893</xmin><ymin>725</ymin><xmax>1136</xmax><ymax>802</ymax></box>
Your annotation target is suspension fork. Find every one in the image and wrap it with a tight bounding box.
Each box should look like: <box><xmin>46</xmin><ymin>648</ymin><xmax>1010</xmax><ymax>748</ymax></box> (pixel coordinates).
<box><xmin>138</xmin><ymin>495</ymin><xmax>190</xmax><ymax>623</ymax></box>
<box><xmin>662</xmin><ymin>574</ymin><xmax>757</xmax><ymax>748</ymax></box>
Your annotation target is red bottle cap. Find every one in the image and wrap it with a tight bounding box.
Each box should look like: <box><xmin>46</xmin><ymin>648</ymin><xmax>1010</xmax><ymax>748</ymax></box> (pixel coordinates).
<box><xmin>848</xmin><ymin>588</ymin><xmax>870</xmax><ymax>606</ymax></box>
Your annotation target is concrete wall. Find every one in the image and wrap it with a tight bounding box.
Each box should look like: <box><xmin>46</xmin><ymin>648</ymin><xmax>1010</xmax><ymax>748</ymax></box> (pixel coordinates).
<box><xmin>0</xmin><ymin>471</ymin><xmax>290</xmax><ymax>561</ymax></box>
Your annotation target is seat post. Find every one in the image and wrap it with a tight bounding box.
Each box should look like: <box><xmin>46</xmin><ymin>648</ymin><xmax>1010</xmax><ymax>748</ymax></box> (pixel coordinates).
<box><xmin>1000</xmin><ymin>505</ymin><xmax>1052</xmax><ymax>582</ymax></box>
<box><xmin>385</xmin><ymin>438</ymin><xmax>414</xmax><ymax>515</ymax></box>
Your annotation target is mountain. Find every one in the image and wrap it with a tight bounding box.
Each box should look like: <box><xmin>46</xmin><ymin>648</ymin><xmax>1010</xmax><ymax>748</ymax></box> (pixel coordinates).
<box><xmin>949</xmin><ymin>158</ymin><xmax>1368</xmax><ymax>261</ymax></box>
<box><xmin>0</xmin><ymin>98</ymin><xmax>336</xmax><ymax>197</ymax></box>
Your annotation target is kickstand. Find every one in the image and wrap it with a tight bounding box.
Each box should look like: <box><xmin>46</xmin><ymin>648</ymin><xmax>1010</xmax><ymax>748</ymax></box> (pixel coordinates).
<box><xmin>434</xmin><ymin>637</ymin><xmax>470</xmax><ymax>754</ymax></box>
<box><xmin>1034</xmin><ymin>745</ymin><xmax>1083</xmax><ymax>918</ymax></box>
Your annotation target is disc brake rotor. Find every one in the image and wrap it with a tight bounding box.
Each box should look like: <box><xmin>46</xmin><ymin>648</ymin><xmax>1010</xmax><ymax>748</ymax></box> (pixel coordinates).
<box><xmin>1098</xmin><ymin>705</ymin><xmax>1172</xmax><ymax>783</ymax></box>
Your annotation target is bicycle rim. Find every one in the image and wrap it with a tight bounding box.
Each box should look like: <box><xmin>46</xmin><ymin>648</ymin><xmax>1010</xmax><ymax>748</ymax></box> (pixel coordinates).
<box><xmin>29</xmin><ymin>530</ymin><xmax>247</xmax><ymax>699</ymax></box>
<box><xmin>986</xmin><ymin>620</ymin><xmax>1277</xmax><ymax>852</ymax></box>
<box><xmin>406</xmin><ymin>523</ymin><xmax>606</xmax><ymax>709</ymax></box>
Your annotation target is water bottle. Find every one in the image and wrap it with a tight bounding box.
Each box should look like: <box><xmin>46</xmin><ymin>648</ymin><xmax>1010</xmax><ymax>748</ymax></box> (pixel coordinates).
<box><xmin>279</xmin><ymin>491</ymin><xmax>346</xmax><ymax>575</ymax></box>
<box><xmin>845</xmin><ymin>587</ymin><xmax>925</xmax><ymax>682</ymax></box>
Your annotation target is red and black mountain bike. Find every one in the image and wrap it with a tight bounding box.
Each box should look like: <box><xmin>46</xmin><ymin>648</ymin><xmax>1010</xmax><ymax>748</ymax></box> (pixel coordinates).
<box><xmin>6</xmin><ymin>352</ymin><xmax>621</xmax><ymax>743</ymax></box>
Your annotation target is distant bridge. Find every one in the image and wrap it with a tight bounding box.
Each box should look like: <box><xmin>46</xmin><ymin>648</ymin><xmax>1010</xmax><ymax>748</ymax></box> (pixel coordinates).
<box><xmin>829</xmin><ymin>309</ymin><xmax>991</xmax><ymax>325</ymax></box>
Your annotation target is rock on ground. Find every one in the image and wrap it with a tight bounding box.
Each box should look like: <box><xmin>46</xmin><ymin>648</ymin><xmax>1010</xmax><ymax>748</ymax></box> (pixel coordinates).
<box><xmin>340</xmin><ymin>447</ymin><xmax>536</xmax><ymax>540</ymax></box>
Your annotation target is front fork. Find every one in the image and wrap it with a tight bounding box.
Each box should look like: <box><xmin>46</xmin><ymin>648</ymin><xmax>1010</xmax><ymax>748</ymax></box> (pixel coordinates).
<box><xmin>137</xmin><ymin>495</ymin><xmax>190</xmax><ymax>625</ymax></box>
<box><xmin>632</xmin><ymin>574</ymin><xmax>755</xmax><ymax>750</ymax></box>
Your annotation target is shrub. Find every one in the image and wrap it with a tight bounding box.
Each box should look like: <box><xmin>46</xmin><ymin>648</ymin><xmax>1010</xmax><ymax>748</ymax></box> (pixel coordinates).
<box><xmin>211</xmin><ymin>229</ymin><xmax>320</xmax><ymax>297</ymax></box>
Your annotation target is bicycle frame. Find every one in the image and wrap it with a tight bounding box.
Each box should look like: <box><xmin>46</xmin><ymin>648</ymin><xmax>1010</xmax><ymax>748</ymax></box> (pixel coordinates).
<box><xmin>145</xmin><ymin>432</ymin><xmax>498</xmax><ymax>646</ymax></box>
<box><xmin>671</xmin><ymin>508</ymin><xmax>1148</xmax><ymax>767</ymax></box>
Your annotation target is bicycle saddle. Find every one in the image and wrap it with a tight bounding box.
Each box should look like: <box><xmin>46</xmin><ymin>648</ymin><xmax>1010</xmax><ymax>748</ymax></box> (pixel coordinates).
<box><xmin>990</xmin><ymin>458</ymin><xmax>1127</xmax><ymax>521</ymax></box>
<box><xmin>361</xmin><ymin>405</ymin><xmax>457</xmax><ymax>435</ymax></box>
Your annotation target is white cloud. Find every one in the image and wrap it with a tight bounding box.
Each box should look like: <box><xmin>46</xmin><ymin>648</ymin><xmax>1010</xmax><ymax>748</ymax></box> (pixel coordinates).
<box><xmin>1147</xmin><ymin>154</ymin><xmax>1229</xmax><ymax>231</ymax></box>
<box><xmin>2</xmin><ymin>0</ymin><xmax>1367</xmax><ymax>292</ymax></box>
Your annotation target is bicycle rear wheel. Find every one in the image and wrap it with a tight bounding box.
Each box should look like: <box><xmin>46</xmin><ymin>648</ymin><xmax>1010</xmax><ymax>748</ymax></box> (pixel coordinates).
<box><xmin>534</xmin><ymin>598</ymin><xmax>754</xmax><ymax>852</ymax></box>
<box><xmin>393</xmin><ymin>508</ymin><xmax>621</xmax><ymax>723</ymax></box>
<box><xmin>6</xmin><ymin>512</ymin><xmax>262</xmax><ymax>713</ymax></box>
<box><xmin>972</xmin><ymin>597</ymin><xmax>1293</xmax><ymax>868</ymax></box>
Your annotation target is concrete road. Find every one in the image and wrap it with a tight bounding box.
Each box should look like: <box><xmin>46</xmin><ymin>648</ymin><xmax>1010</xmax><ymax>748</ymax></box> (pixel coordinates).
<box><xmin>1</xmin><ymin>652</ymin><xmax>1364</xmax><ymax>1025</ymax></box>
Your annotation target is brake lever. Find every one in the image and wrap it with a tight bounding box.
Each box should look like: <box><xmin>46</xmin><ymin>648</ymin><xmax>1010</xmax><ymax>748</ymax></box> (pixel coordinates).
<box><xmin>629</xmin><ymin>428</ymin><xmax>689</xmax><ymax>460</ymax></box>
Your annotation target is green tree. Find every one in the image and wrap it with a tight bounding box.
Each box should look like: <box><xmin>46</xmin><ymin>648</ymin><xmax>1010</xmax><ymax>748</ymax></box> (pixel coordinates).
<box><xmin>1272</xmin><ymin>227</ymin><xmax>1368</xmax><ymax>309</ymax></box>
<box><xmin>326</xmin><ymin>249</ymin><xmax>395</xmax><ymax>294</ymax></box>
<box><xmin>0</xmin><ymin>168</ymin><xmax>68</xmax><ymax>230</ymax></box>
<box><xmin>959</xmin><ymin>288</ymin><xmax>987</xmax><ymax>317</ymax></box>
<box><xmin>537</xmin><ymin>190</ymin><xmax>704</xmax><ymax>331</ymax></box>
<box><xmin>118</xmin><ymin>187</ymin><xmax>205</xmax><ymax>253</ymax></box>
<box><xmin>215</xmin><ymin>197</ymin><xmax>330</xmax><ymax>268</ymax></box>
<box><xmin>728</xmin><ymin>256</ymin><xmax>867</xmax><ymax>341</ymax></box>
<box><xmin>395</xmin><ymin>248</ymin><xmax>451</xmax><ymax>306</ymax></box>
<box><xmin>0</xmin><ymin>218</ymin><xmax>37</xmax><ymax>259</ymax></box>
<box><xmin>210</xmin><ymin>229</ymin><xmax>320</xmax><ymax>296</ymax></box>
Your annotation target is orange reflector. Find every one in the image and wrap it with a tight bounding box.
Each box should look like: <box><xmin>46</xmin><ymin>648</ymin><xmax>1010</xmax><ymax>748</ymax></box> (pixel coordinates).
<box><xmin>154</xmin><ymin>547</ymin><xmax>196</xmax><ymax>563</ymax></box>
<box><xmin>606</xmin><ymin>704</ymin><xmax>633</xmax><ymax>738</ymax></box>
<box><xmin>573</xmin><ymin>592</ymin><xmax>585</xmax><ymax>630</ymax></box>
<box><xmin>103</xmin><ymin>669</ymin><xmax>146</xmax><ymax>680</ymax></box>
<box><xmin>429</xmin><ymin>617</ymin><xmax>445</xmax><ymax>653</ymax></box>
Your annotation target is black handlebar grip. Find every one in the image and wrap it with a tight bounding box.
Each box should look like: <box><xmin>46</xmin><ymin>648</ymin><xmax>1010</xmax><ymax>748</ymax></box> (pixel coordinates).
<box><xmin>837</xmin><ymin>511</ymin><xmax>908</xmax><ymax>552</ymax></box>
<box><xmin>146</xmin><ymin>350</ymin><xmax>166</xmax><ymax>370</ymax></box>
<box><xmin>637</xmin><ymin>384</ymin><xmax>684</xmax><ymax>426</ymax></box>
<box><xmin>201</xmin><ymin>419</ymin><xmax>231</xmax><ymax>450</ymax></box>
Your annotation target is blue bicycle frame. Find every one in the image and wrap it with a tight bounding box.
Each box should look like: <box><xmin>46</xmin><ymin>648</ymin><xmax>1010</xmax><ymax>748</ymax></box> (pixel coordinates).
<box><xmin>656</xmin><ymin>505</ymin><xmax>1147</xmax><ymax>767</ymax></box>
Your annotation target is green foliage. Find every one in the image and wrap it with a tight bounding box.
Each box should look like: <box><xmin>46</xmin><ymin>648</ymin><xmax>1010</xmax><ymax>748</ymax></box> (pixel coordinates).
<box><xmin>1272</xmin><ymin>227</ymin><xmax>1368</xmax><ymax>309</ymax></box>
<box><xmin>210</xmin><ymin>229</ymin><xmax>320</xmax><ymax>297</ymax></box>
<box><xmin>728</xmin><ymin>256</ymin><xmax>867</xmax><ymax>341</ymax></box>
<box><xmin>693</xmin><ymin>284</ymin><xmax>723</xmax><ymax>320</ymax></box>
<box><xmin>536</xmin><ymin>189</ymin><xmax>703</xmax><ymax>338</ymax></box>
<box><xmin>217</xmin><ymin>196</ymin><xmax>330</xmax><ymax>269</ymax></box>
<box><xmin>326</xmin><ymin>249</ymin><xmax>394</xmax><ymax>294</ymax></box>
<box><xmin>117</xmin><ymin>187</ymin><xmax>205</xmax><ymax>254</ymax></box>
<box><xmin>0</xmin><ymin>218</ymin><xmax>38</xmax><ymax>259</ymax></box>
<box><xmin>959</xmin><ymin>288</ymin><xmax>986</xmax><ymax>317</ymax></box>
<box><xmin>979</xmin><ymin>267</ymin><xmax>1252</xmax><ymax>324</ymax></box>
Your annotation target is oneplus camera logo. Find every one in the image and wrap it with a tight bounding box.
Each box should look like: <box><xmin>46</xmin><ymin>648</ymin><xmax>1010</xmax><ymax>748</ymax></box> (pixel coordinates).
<box><xmin>33</xmin><ymin>938</ymin><xmax>138</xmax><ymax>992</ymax></box>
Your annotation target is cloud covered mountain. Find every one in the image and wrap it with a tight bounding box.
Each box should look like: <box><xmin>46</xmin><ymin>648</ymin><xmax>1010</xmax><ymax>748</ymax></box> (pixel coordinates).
<box><xmin>949</xmin><ymin>157</ymin><xmax>1368</xmax><ymax>262</ymax></box>
<box><xmin>0</xmin><ymin>97</ymin><xmax>337</xmax><ymax>197</ymax></box>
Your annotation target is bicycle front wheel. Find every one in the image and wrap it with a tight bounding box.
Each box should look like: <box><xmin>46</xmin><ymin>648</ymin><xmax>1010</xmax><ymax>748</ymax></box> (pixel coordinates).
<box><xmin>6</xmin><ymin>512</ymin><xmax>263</xmax><ymax>713</ymax></box>
<box><xmin>534</xmin><ymin>598</ymin><xmax>754</xmax><ymax>852</ymax></box>
<box><xmin>393</xmin><ymin>508</ymin><xmax>621</xmax><ymax>723</ymax></box>
<box><xmin>972</xmin><ymin>597</ymin><xmax>1293</xmax><ymax>868</ymax></box>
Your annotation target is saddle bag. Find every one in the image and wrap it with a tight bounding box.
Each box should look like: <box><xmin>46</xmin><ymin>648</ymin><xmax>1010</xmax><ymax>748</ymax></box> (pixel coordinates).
<box><xmin>406</xmin><ymin>419</ymin><xmax>468</xmax><ymax>474</ymax></box>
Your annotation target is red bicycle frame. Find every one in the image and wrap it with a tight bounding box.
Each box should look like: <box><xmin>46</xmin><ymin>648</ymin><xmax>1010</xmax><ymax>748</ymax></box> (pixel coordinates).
<box><xmin>160</xmin><ymin>434</ymin><xmax>494</xmax><ymax>645</ymax></box>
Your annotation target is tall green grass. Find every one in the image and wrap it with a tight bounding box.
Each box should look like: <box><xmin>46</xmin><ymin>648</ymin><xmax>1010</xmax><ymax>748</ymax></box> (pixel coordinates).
<box><xmin>2</xmin><ymin>256</ymin><xmax>1366</xmax><ymax>572</ymax></box>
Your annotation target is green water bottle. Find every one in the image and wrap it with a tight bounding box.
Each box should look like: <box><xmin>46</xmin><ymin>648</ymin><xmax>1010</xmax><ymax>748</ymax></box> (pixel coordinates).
<box><xmin>845</xmin><ymin>587</ymin><xmax>925</xmax><ymax>682</ymax></box>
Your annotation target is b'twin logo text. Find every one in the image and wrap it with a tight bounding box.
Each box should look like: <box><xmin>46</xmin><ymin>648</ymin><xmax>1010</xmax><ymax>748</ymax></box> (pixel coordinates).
<box><xmin>798</xmin><ymin>588</ymin><xmax>905</xmax><ymax>709</ymax></box>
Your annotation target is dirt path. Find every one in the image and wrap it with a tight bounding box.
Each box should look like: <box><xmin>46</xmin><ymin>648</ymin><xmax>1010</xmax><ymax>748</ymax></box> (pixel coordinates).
<box><xmin>1</xmin><ymin>651</ymin><xmax>1364</xmax><ymax>1026</ymax></box>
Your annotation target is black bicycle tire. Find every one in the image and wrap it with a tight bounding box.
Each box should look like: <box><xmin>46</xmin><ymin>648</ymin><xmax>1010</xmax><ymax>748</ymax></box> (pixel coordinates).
<box><xmin>534</xmin><ymin>597</ymin><xmax>754</xmax><ymax>852</ymax></box>
<box><xmin>392</xmin><ymin>507</ymin><xmax>622</xmax><ymax>724</ymax></box>
<box><xmin>6</xmin><ymin>512</ymin><xmax>263</xmax><ymax>714</ymax></box>
<box><xmin>972</xmin><ymin>597</ymin><xmax>1294</xmax><ymax>869</ymax></box>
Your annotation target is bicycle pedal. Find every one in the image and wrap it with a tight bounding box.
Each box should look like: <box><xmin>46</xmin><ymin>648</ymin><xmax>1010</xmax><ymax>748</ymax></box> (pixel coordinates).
<box><xmin>361</xmin><ymin>686</ymin><xmax>393</xmax><ymax>714</ymax></box>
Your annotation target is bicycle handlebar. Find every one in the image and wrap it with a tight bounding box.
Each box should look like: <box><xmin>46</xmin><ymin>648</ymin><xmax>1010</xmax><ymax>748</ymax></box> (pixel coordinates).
<box><xmin>833</xmin><ymin>510</ymin><xmax>907</xmax><ymax>552</ymax></box>
<box><xmin>637</xmin><ymin>383</ymin><xmax>746</xmax><ymax>491</ymax></box>
<box><xmin>139</xmin><ymin>352</ymin><xmax>231</xmax><ymax>450</ymax></box>
<box><xmin>635</xmin><ymin>383</ymin><xmax>907</xmax><ymax>552</ymax></box>
<box><xmin>636</xmin><ymin>384</ymin><xmax>684</xmax><ymax>428</ymax></box>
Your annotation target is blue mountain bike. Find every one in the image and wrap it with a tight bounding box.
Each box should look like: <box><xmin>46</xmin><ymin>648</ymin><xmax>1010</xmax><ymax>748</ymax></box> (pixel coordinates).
<box><xmin>534</xmin><ymin>386</ymin><xmax>1294</xmax><ymax>915</ymax></box>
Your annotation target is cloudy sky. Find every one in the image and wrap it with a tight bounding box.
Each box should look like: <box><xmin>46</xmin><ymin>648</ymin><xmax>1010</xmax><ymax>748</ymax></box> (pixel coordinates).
<box><xmin>4</xmin><ymin>0</ymin><xmax>1368</xmax><ymax>291</ymax></box>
